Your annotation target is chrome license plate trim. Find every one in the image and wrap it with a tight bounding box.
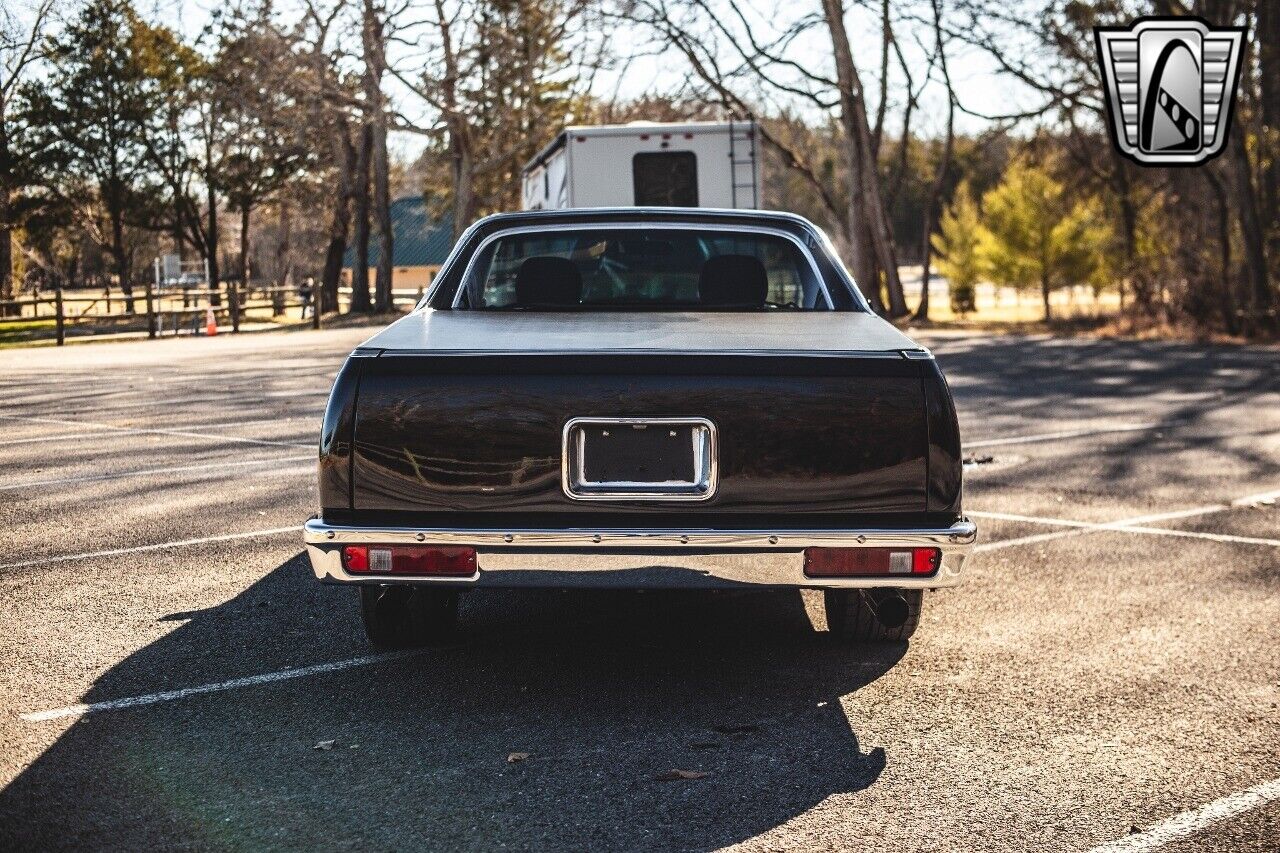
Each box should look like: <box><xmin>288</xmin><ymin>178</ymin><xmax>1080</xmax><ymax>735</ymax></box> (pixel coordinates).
<box><xmin>561</xmin><ymin>416</ymin><xmax>717</xmax><ymax>501</ymax></box>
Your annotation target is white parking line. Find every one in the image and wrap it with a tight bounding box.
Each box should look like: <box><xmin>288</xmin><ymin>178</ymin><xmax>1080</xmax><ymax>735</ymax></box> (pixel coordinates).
<box><xmin>971</xmin><ymin>504</ymin><xmax>1235</xmax><ymax>553</ymax></box>
<box><xmin>0</xmin><ymin>417</ymin><xmax>315</xmax><ymax>447</ymax></box>
<box><xmin>970</xmin><ymin>504</ymin><xmax>1280</xmax><ymax>549</ymax></box>
<box><xmin>964</xmin><ymin>422</ymin><xmax>1158</xmax><ymax>449</ymax></box>
<box><xmin>0</xmin><ymin>526</ymin><xmax>299</xmax><ymax>571</ymax></box>
<box><xmin>1232</xmin><ymin>487</ymin><xmax>1280</xmax><ymax>506</ymax></box>
<box><xmin>1088</xmin><ymin>776</ymin><xmax>1280</xmax><ymax>852</ymax></box>
<box><xmin>21</xmin><ymin>650</ymin><xmax>426</xmax><ymax>722</ymax></box>
<box><xmin>0</xmin><ymin>455</ymin><xmax>314</xmax><ymax>491</ymax></box>
<box><xmin>0</xmin><ymin>414</ymin><xmax>312</xmax><ymax>449</ymax></box>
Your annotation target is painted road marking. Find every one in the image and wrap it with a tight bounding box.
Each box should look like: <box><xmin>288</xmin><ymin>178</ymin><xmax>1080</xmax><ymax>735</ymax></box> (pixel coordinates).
<box><xmin>0</xmin><ymin>526</ymin><xmax>299</xmax><ymax>571</ymax></box>
<box><xmin>972</xmin><ymin>503</ymin><xmax>1241</xmax><ymax>553</ymax></box>
<box><xmin>0</xmin><ymin>417</ymin><xmax>316</xmax><ymax>447</ymax></box>
<box><xmin>1087</xmin><ymin>776</ymin><xmax>1280</xmax><ymax>852</ymax></box>
<box><xmin>12</xmin><ymin>495</ymin><xmax>1277</xmax><ymax>725</ymax></box>
<box><xmin>964</xmin><ymin>422</ymin><xmax>1158</xmax><ymax>449</ymax></box>
<box><xmin>20</xmin><ymin>650</ymin><xmax>427</xmax><ymax>722</ymax></box>
<box><xmin>970</xmin><ymin>509</ymin><xmax>1280</xmax><ymax>548</ymax></box>
<box><xmin>0</xmin><ymin>413</ymin><xmax>312</xmax><ymax>449</ymax></box>
<box><xmin>0</xmin><ymin>455</ymin><xmax>314</xmax><ymax>491</ymax></box>
<box><xmin>1232</xmin><ymin>487</ymin><xmax>1280</xmax><ymax>506</ymax></box>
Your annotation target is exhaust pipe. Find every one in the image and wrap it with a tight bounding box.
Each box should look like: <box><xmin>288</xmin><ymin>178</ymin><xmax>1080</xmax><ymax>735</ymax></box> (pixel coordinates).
<box><xmin>865</xmin><ymin>590</ymin><xmax>910</xmax><ymax>630</ymax></box>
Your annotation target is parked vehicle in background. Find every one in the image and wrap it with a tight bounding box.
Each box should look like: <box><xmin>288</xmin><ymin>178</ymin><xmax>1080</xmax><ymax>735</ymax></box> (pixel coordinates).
<box><xmin>521</xmin><ymin>121</ymin><xmax>760</xmax><ymax>210</ymax></box>
<box><xmin>304</xmin><ymin>207</ymin><xmax>975</xmax><ymax>649</ymax></box>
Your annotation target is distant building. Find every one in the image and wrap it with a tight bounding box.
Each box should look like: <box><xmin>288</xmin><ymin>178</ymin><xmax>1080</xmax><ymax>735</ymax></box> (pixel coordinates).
<box><xmin>343</xmin><ymin>196</ymin><xmax>453</xmax><ymax>290</ymax></box>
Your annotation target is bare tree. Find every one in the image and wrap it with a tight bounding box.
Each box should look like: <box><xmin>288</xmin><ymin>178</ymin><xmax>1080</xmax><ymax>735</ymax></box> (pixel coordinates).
<box><xmin>301</xmin><ymin>0</ymin><xmax>360</xmax><ymax>316</ymax></box>
<box><xmin>349</xmin><ymin>121</ymin><xmax>373</xmax><ymax>312</ymax></box>
<box><xmin>913</xmin><ymin>0</ymin><xmax>955</xmax><ymax>321</ymax></box>
<box><xmin>390</xmin><ymin>0</ymin><xmax>600</xmax><ymax>235</ymax></box>
<box><xmin>632</xmin><ymin>0</ymin><xmax>911</xmax><ymax>315</ymax></box>
<box><xmin>362</xmin><ymin>0</ymin><xmax>393</xmax><ymax>312</ymax></box>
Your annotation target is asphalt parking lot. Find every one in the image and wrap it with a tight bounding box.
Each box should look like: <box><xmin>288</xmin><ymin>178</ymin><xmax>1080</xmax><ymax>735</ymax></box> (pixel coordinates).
<box><xmin>0</xmin><ymin>327</ymin><xmax>1276</xmax><ymax>852</ymax></box>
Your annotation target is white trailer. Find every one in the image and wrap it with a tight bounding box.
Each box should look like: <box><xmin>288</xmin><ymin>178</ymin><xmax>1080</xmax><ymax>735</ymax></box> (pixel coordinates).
<box><xmin>521</xmin><ymin>121</ymin><xmax>761</xmax><ymax>211</ymax></box>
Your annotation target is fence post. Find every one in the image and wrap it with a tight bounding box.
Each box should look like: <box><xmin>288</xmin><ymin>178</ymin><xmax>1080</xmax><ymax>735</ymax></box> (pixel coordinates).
<box><xmin>229</xmin><ymin>280</ymin><xmax>240</xmax><ymax>332</ymax></box>
<box><xmin>145</xmin><ymin>278</ymin><xmax>157</xmax><ymax>339</ymax></box>
<box><xmin>55</xmin><ymin>287</ymin><xmax>65</xmax><ymax>346</ymax></box>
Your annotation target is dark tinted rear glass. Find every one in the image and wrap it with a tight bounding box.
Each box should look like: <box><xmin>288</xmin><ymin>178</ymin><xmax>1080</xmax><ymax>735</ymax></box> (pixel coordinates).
<box><xmin>462</xmin><ymin>228</ymin><xmax>830</xmax><ymax>311</ymax></box>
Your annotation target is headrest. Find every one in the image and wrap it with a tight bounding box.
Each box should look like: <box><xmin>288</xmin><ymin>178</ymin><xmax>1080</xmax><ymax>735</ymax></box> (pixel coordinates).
<box><xmin>698</xmin><ymin>255</ymin><xmax>768</xmax><ymax>308</ymax></box>
<box><xmin>513</xmin><ymin>256</ymin><xmax>583</xmax><ymax>308</ymax></box>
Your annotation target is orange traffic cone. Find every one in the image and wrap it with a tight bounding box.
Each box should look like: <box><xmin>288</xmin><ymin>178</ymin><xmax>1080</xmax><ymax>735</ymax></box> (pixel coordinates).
<box><xmin>205</xmin><ymin>306</ymin><xmax>218</xmax><ymax>337</ymax></box>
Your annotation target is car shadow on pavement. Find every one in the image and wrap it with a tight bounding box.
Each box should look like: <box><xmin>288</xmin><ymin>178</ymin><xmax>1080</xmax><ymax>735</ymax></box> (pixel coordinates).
<box><xmin>1</xmin><ymin>555</ymin><xmax>905</xmax><ymax>851</ymax></box>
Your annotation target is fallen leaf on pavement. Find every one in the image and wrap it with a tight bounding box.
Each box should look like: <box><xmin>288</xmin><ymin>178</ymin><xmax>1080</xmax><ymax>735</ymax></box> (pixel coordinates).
<box><xmin>656</xmin><ymin>769</ymin><xmax>709</xmax><ymax>781</ymax></box>
<box><xmin>313</xmin><ymin>740</ymin><xmax>335</xmax><ymax>751</ymax></box>
<box><xmin>507</xmin><ymin>752</ymin><xmax>531</xmax><ymax>763</ymax></box>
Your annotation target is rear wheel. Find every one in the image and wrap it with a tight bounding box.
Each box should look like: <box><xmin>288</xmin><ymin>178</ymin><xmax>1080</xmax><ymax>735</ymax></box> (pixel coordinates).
<box><xmin>360</xmin><ymin>585</ymin><xmax>459</xmax><ymax>649</ymax></box>
<box><xmin>823</xmin><ymin>588</ymin><xmax>923</xmax><ymax>643</ymax></box>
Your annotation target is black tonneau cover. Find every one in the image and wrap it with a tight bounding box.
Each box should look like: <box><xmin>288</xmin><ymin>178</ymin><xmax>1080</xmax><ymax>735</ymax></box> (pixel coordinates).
<box><xmin>357</xmin><ymin>310</ymin><xmax>923</xmax><ymax>357</ymax></box>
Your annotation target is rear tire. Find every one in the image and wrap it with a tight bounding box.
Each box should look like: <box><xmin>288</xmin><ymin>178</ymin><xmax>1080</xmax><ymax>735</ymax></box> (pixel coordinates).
<box><xmin>360</xmin><ymin>585</ymin><xmax>459</xmax><ymax>649</ymax></box>
<box><xmin>823</xmin><ymin>588</ymin><xmax>923</xmax><ymax>643</ymax></box>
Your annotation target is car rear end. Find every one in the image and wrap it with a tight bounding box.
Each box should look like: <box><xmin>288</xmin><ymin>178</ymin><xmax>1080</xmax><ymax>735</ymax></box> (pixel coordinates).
<box><xmin>303</xmin><ymin>209</ymin><xmax>974</xmax><ymax>645</ymax></box>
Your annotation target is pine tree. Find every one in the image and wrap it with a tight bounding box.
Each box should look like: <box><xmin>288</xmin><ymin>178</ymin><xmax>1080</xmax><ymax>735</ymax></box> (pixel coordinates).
<box><xmin>932</xmin><ymin>182</ymin><xmax>982</xmax><ymax>317</ymax></box>
<box><xmin>977</xmin><ymin>159</ymin><xmax>1108</xmax><ymax>321</ymax></box>
<box><xmin>29</xmin><ymin>0</ymin><xmax>168</xmax><ymax>311</ymax></box>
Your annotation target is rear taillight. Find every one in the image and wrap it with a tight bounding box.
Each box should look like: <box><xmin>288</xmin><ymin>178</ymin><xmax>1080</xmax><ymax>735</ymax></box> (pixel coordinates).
<box><xmin>342</xmin><ymin>545</ymin><xmax>476</xmax><ymax>576</ymax></box>
<box><xmin>804</xmin><ymin>547</ymin><xmax>940</xmax><ymax>578</ymax></box>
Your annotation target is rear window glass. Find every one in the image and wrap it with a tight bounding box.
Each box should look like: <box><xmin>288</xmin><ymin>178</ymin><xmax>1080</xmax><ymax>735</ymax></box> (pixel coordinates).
<box><xmin>461</xmin><ymin>228</ymin><xmax>829</xmax><ymax>310</ymax></box>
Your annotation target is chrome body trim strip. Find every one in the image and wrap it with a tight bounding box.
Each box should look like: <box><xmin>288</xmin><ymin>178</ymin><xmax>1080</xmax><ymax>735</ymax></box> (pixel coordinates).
<box><xmin>302</xmin><ymin>518</ymin><xmax>976</xmax><ymax>590</ymax></box>
<box><xmin>561</xmin><ymin>416</ymin><xmax>718</xmax><ymax>501</ymax></box>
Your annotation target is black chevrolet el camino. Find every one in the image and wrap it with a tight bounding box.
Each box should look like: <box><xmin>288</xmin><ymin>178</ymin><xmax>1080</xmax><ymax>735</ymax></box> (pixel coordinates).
<box><xmin>305</xmin><ymin>208</ymin><xmax>975</xmax><ymax>648</ymax></box>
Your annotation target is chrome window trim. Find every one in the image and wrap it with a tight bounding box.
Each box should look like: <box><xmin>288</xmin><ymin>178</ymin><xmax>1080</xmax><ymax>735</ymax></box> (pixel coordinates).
<box><xmin>561</xmin><ymin>416</ymin><xmax>718</xmax><ymax>502</ymax></box>
<box><xmin>812</xmin><ymin>225</ymin><xmax>873</xmax><ymax>312</ymax></box>
<box><xmin>419</xmin><ymin>216</ymin><xmax>491</xmax><ymax>309</ymax></box>
<box><xmin>449</xmin><ymin>222</ymin><xmax>836</xmax><ymax>310</ymax></box>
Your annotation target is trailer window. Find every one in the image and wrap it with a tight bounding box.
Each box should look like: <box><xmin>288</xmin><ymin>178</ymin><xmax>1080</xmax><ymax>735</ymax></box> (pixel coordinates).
<box><xmin>633</xmin><ymin>152</ymin><xmax>699</xmax><ymax>207</ymax></box>
<box><xmin>463</xmin><ymin>228</ymin><xmax>832</xmax><ymax>310</ymax></box>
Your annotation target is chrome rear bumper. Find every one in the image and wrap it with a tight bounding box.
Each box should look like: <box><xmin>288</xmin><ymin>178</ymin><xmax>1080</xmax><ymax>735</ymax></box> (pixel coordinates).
<box><xmin>302</xmin><ymin>518</ymin><xmax>977</xmax><ymax>590</ymax></box>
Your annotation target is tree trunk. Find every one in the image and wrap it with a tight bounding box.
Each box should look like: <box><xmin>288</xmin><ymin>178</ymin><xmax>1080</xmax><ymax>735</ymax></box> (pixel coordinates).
<box><xmin>350</xmin><ymin>123</ymin><xmax>373</xmax><ymax>313</ymax></box>
<box><xmin>239</xmin><ymin>205</ymin><xmax>252</xmax><ymax>297</ymax></box>
<box><xmin>321</xmin><ymin>125</ymin><xmax>356</xmax><ymax>315</ymax></box>
<box><xmin>820</xmin><ymin>0</ymin><xmax>908</xmax><ymax>318</ymax></box>
<box><xmin>914</xmin><ymin>0</ymin><xmax>955</xmax><ymax>323</ymax></box>
<box><xmin>205</xmin><ymin>145</ymin><xmax>221</xmax><ymax>308</ymax></box>
<box><xmin>871</xmin><ymin>0</ymin><xmax>890</xmax><ymax>157</ymax></box>
<box><xmin>275</xmin><ymin>201</ymin><xmax>292</xmax><ymax>316</ymax></box>
<box><xmin>452</xmin><ymin>122</ymin><xmax>476</xmax><ymax>239</ymax></box>
<box><xmin>1203</xmin><ymin>170</ymin><xmax>1238</xmax><ymax>334</ymax></box>
<box><xmin>0</xmin><ymin>198</ymin><xmax>12</xmax><ymax>317</ymax></box>
<box><xmin>110</xmin><ymin>207</ymin><xmax>134</xmax><ymax>314</ymax></box>
<box><xmin>372</xmin><ymin>119</ymin><xmax>393</xmax><ymax>313</ymax></box>
<box><xmin>363</xmin><ymin>0</ymin><xmax>394</xmax><ymax>313</ymax></box>
<box><xmin>1256</xmin><ymin>0</ymin><xmax>1279</xmax><ymax>271</ymax></box>
<box><xmin>172</xmin><ymin>196</ymin><xmax>186</xmax><ymax>262</ymax></box>
<box><xmin>0</xmin><ymin>116</ymin><xmax>14</xmax><ymax>317</ymax></box>
<box><xmin>1227</xmin><ymin>131</ymin><xmax>1274</xmax><ymax>331</ymax></box>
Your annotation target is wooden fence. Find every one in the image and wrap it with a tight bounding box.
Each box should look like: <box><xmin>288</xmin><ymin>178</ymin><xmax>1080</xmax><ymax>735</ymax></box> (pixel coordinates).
<box><xmin>0</xmin><ymin>282</ymin><xmax>425</xmax><ymax>345</ymax></box>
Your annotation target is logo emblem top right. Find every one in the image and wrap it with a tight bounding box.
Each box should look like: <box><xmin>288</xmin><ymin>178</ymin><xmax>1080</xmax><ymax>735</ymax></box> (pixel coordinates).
<box><xmin>1095</xmin><ymin>17</ymin><xmax>1246</xmax><ymax>166</ymax></box>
